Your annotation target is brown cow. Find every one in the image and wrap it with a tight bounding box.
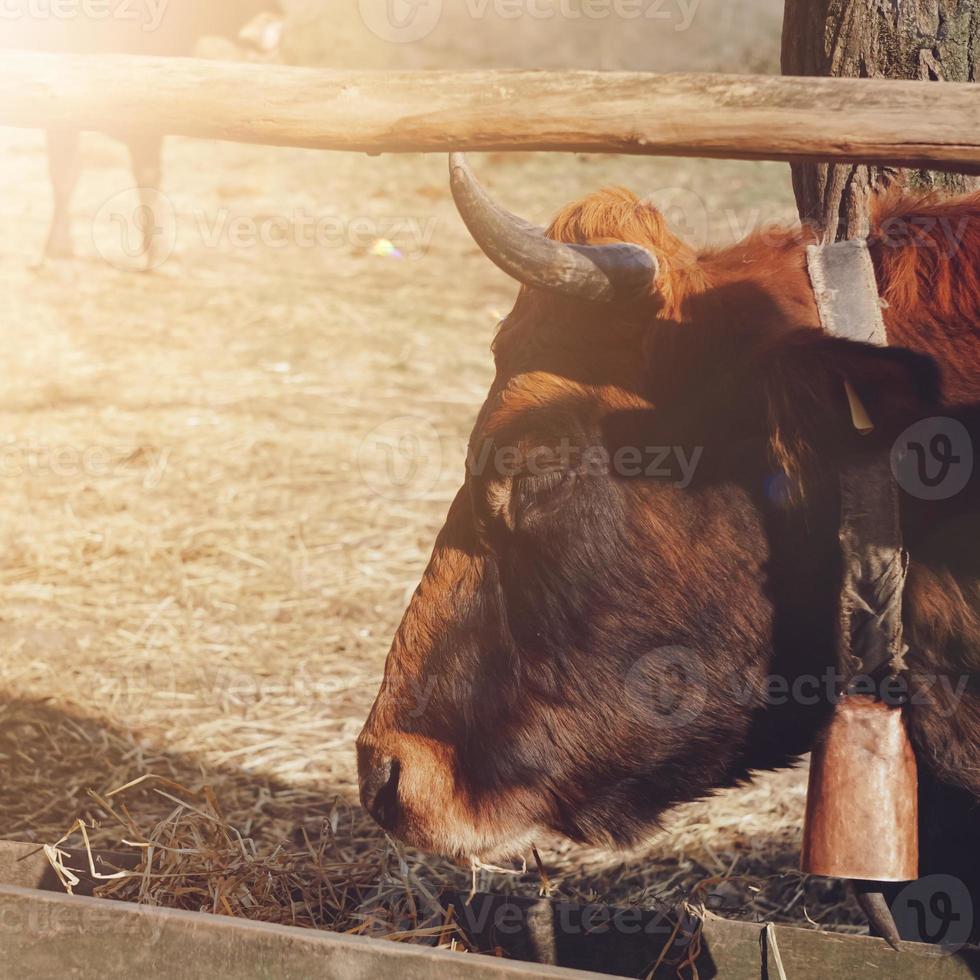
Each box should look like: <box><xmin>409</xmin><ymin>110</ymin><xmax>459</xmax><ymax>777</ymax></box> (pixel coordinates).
<box><xmin>358</xmin><ymin>155</ymin><xmax>980</xmax><ymax>942</ymax></box>
<box><xmin>2</xmin><ymin>0</ymin><xmax>284</xmax><ymax>263</ymax></box>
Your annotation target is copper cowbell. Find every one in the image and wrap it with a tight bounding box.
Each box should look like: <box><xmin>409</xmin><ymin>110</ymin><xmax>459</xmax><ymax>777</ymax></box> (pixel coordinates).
<box><xmin>801</xmin><ymin>695</ymin><xmax>918</xmax><ymax>881</ymax></box>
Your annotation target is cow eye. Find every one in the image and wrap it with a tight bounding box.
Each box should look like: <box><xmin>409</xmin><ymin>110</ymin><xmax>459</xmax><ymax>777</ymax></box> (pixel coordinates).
<box><xmin>509</xmin><ymin>465</ymin><xmax>575</xmax><ymax>529</ymax></box>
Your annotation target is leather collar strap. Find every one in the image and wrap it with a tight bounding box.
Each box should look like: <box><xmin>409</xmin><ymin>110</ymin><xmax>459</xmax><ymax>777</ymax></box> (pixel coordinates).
<box><xmin>806</xmin><ymin>240</ymin><xmax>910</xmax><ymax>686</ymax></box>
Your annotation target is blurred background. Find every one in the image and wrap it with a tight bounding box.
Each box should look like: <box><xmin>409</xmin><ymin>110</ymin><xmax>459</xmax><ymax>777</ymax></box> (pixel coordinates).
<box><xmin>284</xmin><ymin>0</ymin><xmax>783</xmax><ymax>72</ymax></box>
<box><xmin>0</xmin><ymin>0</ymin><xmax>860</xmax><ymax>941</ymax></box>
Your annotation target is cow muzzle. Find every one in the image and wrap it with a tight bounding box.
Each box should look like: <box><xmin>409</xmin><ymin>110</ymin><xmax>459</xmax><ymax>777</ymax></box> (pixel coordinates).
<box><xmin>356</xmin><ymin>726</ymin><xmax>535</xmax><ymax>859</ymax></box>
<box><xmin>357</xmin><ymin>742</ymin><xmax>403</xmax><ymax>834</ymax></box>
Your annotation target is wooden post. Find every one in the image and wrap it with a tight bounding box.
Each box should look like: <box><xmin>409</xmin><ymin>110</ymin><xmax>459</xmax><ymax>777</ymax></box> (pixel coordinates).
<box><xmin>783</xmin><ymin>0</ymin><xmax>980</xmax><ymax>946</ymax></box>
<box><xmin>782</xmin><ymin>0</ymin><xmax>979</xmax><ymax>239</ymax></box>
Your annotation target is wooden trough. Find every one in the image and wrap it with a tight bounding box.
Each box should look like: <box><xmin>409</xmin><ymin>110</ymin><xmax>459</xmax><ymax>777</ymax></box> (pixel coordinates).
<box><xmin>0</xmin><ymin>841</ymin><xmax>977</xmax><ymax>979</ymax></box>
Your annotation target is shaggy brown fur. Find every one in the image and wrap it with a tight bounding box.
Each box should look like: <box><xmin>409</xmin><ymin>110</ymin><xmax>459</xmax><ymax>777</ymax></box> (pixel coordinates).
<box><xmin>359</xmin><ymin>186</ymin><xmax>980</xmax><ymax>937</ymax></box>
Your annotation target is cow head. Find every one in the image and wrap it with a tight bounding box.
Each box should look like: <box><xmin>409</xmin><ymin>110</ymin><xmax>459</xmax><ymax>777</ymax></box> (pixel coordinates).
<box><xmin>357</xmin><ymin>156</ymin><xmax>942</xmax><ymax>861</ymax></box>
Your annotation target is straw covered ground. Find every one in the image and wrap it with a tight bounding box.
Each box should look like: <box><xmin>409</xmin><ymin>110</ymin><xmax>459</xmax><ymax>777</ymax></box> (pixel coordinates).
<box><xmin>0</xmin><ymin>114</ymin><xmax>866</xmax><ymax>955</ymax></box>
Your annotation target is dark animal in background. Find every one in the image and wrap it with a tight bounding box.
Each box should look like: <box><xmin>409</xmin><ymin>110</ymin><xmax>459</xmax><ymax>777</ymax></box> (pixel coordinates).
<box><xmin>358</xmin><ymin>156</ymin><xmax>980</xmax><ymax>941</ymax></box>
<box><xmin>2</xmin><ymin>0</ymin><xmax>284</xmax><ymax>264</ymax></box>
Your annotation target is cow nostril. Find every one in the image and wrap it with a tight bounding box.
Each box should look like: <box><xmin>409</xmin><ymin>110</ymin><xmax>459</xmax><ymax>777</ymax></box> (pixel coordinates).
<box><xmin>361</xmin><ymin>754</ymin><xmax>402</xmax><ymax>832</ymax></box>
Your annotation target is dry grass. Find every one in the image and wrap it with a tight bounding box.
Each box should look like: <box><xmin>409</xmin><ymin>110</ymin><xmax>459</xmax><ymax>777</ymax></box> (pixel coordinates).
<box><xmin>45</xmin><ymin>775</ymin><xmax>469</xmax><ymax>942</ymax></box>
<box><xmin>39</xmin><ymin>767</ymin><xmax>863</xmax><ymax>955</ymax></box>
<box><xmin>0</xmin><ymin>109</ymin><xmax>863</xmax><ymax>955</ymax></box>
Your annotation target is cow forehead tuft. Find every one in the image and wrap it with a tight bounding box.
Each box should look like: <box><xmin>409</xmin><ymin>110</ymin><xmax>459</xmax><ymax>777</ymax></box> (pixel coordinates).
<box><xmin>483</xmin><ymin>371</ymin><xmax>652</xmax><ymax>438</ymax></box>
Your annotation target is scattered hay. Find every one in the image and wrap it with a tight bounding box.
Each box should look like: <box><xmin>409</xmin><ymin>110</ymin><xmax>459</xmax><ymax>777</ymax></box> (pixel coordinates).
<box><xmin>40</xmin><ymin>769</ymin><xmax>865</xmax><ymax>952</ymax></box>
<box><xmin>45</xmin><ymin>774</ymin><xmax>475</xmax><ymax>947</ymax></box>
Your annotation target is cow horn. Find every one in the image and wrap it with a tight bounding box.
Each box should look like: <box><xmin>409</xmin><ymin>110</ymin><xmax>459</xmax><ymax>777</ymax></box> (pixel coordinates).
<box><xmin>449</xmin><ymin>153</ymin><xmax>659</xmax><ymax>303</ymax></box>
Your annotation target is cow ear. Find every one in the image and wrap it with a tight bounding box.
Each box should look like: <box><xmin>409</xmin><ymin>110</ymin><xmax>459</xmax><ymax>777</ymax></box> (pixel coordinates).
<box><xmin>760</xmin><ymin>332</ymin><xmax>943</xmax><ymax>495</ymax></box>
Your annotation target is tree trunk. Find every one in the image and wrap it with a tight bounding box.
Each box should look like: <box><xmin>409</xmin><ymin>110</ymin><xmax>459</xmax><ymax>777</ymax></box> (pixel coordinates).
<box><xmin>782</xmin><ymin>0</ymin><xmax>979</xmax><ymax>239</ymax></box>
<box><xmin>783</xmin><ymin>1</ymin><xmax>980</xmax><ymax>947</ymax></box>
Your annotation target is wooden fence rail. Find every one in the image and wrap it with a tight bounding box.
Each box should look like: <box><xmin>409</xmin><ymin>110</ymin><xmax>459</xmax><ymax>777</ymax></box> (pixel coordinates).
<box><xmin>0</xmin><ymin>51</ymin><xmax>977</xmax><ymax>171</ymax></box>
